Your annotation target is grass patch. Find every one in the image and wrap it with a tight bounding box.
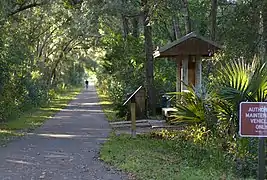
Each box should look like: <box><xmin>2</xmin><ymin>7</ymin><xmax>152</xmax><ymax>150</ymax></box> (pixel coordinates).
<box><xmin>96</xmin><ymin>88</ymin><xmax>124</xmax><ymax>122</ymax></box>
<box><xmin>100</xmin><ymin>134</ymin><xmax>252</xmax><ymax>180</ymax></box>
<box><xmin>0</xmin><ymin>87</ymin><xmax>82</xmax><ymax>144</ymax></box>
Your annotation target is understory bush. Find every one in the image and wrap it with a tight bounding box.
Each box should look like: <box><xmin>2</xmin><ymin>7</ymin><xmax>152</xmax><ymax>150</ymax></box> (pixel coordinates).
<box><xmin>0</xmin><ymin>63</ymin><xmax>85</xmax><ymax>122</ymax></box>
<box><xmin>150</xmin><ymin>125</ymin><xmax>257</xmax><ymax>178</ymax></box>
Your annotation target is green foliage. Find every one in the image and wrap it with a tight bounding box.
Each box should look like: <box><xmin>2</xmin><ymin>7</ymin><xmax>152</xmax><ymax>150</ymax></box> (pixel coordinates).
<box><xmin>0</xmin><ymin>87</ymin><xmax>81</xmax><ymax>145</ymax></box>
<box><xmin>149</xmin><ymin>126</ymin><xmax>257</xmax><ymax>179</ymax></box>
<box><xmin>216</xmin><ymin>59</ymin><xmax>267</xmax><ymax>102</ymax></box>
<box><xmin>217</xmin><ymin>0</ymin><xmax>261</xmax><ymax>59</ymax></box>
<box><xmin>171</xmin><ymin>58</ymin><xmax>267</xmax><ymax>132</ymax></box>
<box><xmin>96</xmin><ymin>34</ymin><xmax>145</xmax><ymax>118</ymax></box>
<box><xmin>151</xmin><ymin>125</ymin><xmax>212</xmax><ymax>147</ymax></box>
<box><xmin>0</xmin><ymin>1</ymin><xmax>88</xmax><ymax>121</ymax></box>
<box><xmin>215</xmin><ymin>59</ymin><xmax>267</xmax><ymax>133</ymax></box>
<box><xmin>101</xmin><ymin>134</ymin><xmax>240</xmax><ymax>180</ymax></box>
<box><xmin>165</xmin><ymin>58</ymin><xmax>266</xmax><ymax>178</ymax></box>
<box><xmin>96</xmin><ymin>91</ymin><xmax>119</xmax><ymax>121</ymax></box>
<box><xmin>169</xmin><ymin>87</ymin><xmax>219</xmax><ymax>130</ymax></box>
<box><xmin>96</xmin><ymin>31</ymin><xmax>177</xmax><ymax>117</ymax></box>
<box><xmin>154</xmin><ymin>59</ymin><xmax>176</xmax><ymax>99</ymax></box>
<box><xmin>0</xmin><ymin>1</ymin><xmax>92</xmax><ymax>122</ymax></box>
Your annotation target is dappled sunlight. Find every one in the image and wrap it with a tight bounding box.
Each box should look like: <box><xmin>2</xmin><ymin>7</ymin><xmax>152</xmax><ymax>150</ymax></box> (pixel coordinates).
<box><xmin>79</xmin><ymin>97</ymin><xmax>98</xmax><ymax>100</ymax></box>
<box><xmin>27</xmin><ymin>133</ymin><xmax>109</xmax><ymax>140</ymax></box>
<box><xmin>29</xmin><ymin>122</ymin><xmax>42</xmax><ymax>126</ymax></box>
<box><xmin>88</xmin><ymin>112</ymin><xmax>106</xmax><ymax>115</ymax></box>
<box><xmin>98</xmin><ymin>94</ymin><xmax>108</xmax><ymax>98</ymax></box>
<box><xmin>6</xmin><ymin>159</ymin><xmax>36</xmax><ymax>165</ymax></box>
<box><xmin>50</xmin><ymin>104</ymin><xmax>68</xmax><ymax>107</ymax></box>
<box><xmin>61</xmin><ymin>109</ymin><xmax>103</xmax><ymax>113</ymax></box>
<box><xmin>44</xmin><ymin>154</ymin><xmax>69</xmax><ymax>158</ymax></box>
<box><xmin>100</xmin><ymin>101</ymin><xmax>112</xmax><ymax>105</ymax></box>
<box><xmin>52</xmin><ymin>116</ymin><xmax>71</xmax><ymax>119</ymax></box>
<box><xmin>44</xmin><ymin>152</ymin><xmax>71</xmax><ymax>159</ymax></box>
<box><xmin>80</xmin><ymin>102</ymin><xmax>99</xmax><ymax>106</ymax></box>
<box><xmin>81</xmin><ymin>113</ymin><xmax>105</xmax><ymax>116</ymax></box>
<box><xmin>0</xmin><ymin>130</ymin><xmax>14</xmax><ymax>133</ymax></box>
<box><xmin>80</xmin><ymin>128</ymin><xmax>110</xmax><ymax>131</ymax></box>
<box><xmin>40</xmin><ymin>107</ymin><xmax>62</xmax><ymax>111</ymax></box>
<box><xmin>29</xmin><ymin>116</ymin><xmax>50</xmax><ymax>119</ymax></box>
<box><xmin>103</xmin><ymin>110</ymin><xmax>114</xmax><ymax>113</ymax></box>
<box><xmin>0</xmin><ymin>129</ymin><xmax>23</xmax><ymax>136</ymax></box>
<box><xmin>30</xmin><ymin>133</ymin><xmax>78</xmax><ymax>138</ymax></box>
<box><xmin>80</xmin><ymin>114</ymin><xmax>93</xmax><ymax>117</ymax></box>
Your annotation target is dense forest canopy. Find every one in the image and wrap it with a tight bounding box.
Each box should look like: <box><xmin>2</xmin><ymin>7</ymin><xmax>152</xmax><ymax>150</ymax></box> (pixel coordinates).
<box><xmin>1</xmin><ymin>0</ymin><xmax>267</xmax><ymax>178</ymax></box>
<box><xmin>0</xmin><ymin>0</ymin><xmax>266</xmax><ymax>120</ymax></box>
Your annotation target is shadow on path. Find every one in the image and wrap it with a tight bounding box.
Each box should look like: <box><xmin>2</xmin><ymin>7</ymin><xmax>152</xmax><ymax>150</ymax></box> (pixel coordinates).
<box><xmin>0</xmin><ymin>85</ymin><xmax>127</xmax><ymax>180</ymax></box>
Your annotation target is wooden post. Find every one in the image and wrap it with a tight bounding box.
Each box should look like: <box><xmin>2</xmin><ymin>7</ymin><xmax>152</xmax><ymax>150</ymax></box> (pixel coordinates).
<box><xmin>195</xmin><ymin>56</ymin><xmax>202</xmax><ymax>91</ymax></box>
<box><xmin>131</xmin><ymin>97</ymin><xmax>136</xmax><ymax>138</ymax></box>
<box><xmin>176</xmin><ymin>59</ymin><xmax>181</xmax><ymax>93</ymax></box>
<box><xmin>123</xmin><ymin>86</ymin><xmax>142</xmax><ymax>138</ymax></box>
<box><xmin>181</xmin><ymin>56</ymin><xmax>189</xmax><ymax>91</ymax></box>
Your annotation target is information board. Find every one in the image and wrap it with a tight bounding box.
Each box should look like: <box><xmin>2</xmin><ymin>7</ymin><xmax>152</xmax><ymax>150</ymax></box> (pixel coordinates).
<box><xmin>239</xmin><ymin>102</ymin><xmax>267</xmax><ymax>137</ymax></box>
<box><xmin>123</xmin><ymin>86</ymin><xmax>143</xmax><ymax>106</ymax></box>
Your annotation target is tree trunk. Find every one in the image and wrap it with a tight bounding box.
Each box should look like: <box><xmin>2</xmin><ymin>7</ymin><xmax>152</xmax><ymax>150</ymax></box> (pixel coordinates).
<box><xmin>121</xmin><ymin>0</ymin><xmax>129</xmax><ymax>38</ymax></box>
<box><xmin>132</xmin><ymin>17</ymin><xmax>139</xmax><ymax>38</ymax></box>
<box><xmin>122</xmin><ymin>14</ymin><xmax>129</xmax><ymax>38</ymax></box>
<box><xmin>142</xmin><ymin>0</ymin><xmax>155</xmax><ymax>116</ymax></box>
<box><xmin>206</xmin><ymin>0</ymin><xmax>218</xmax><ymax>79</ymax></box>
<box><xmin>211</xmin><ymin>0</ymin><xmax>218</xmax><ymax>41</ymax></box>
<box><xmin>163</xmin><ymin>21</ymin><xmax>174</xmax><ymax>41</ymax></box>
<box><xmin>173</xmin><ymin>15</ymin><xmax>181</xmax><ymax>40</ymax></box>
<box><xmin>182</xmin><ymin>0</ymin><xmax>191</xmax><ymax>34</ymax></box>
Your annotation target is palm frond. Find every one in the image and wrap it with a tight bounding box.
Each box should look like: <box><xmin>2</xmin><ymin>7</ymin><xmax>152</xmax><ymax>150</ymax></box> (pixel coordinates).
<box><xmin>215</xmin><ymin>58</ymin><xmax>267</xmax><ymax>133</ymax></box>
<box><xmin>170</xmin><ymin>86</ymin><xmax>217</xmax><ymax>128</ymax></box>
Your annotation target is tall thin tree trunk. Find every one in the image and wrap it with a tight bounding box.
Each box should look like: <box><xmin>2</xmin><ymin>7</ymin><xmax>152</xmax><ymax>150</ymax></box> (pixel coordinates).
<box><xmin>207</xmin><ymin>0</ymin><xmax>218</xmax><ymax>79</ymax></box>
<box><xmin>122</xmin><ymin>15</ymin><xmax>129</xmax><ymax>38</ymax></box>
<box><xmin>132</xmin><ymin>17</ymin><xmax>139</xmax><ymax>38</ymax></box>
<box><xmin>173</xmin><ymin>15</ymin><xmax>181</xmax><ymax>40</ymax></box>
<box><xmin>182</xmin><ymin>0</ymin><xmax>191</xmax><ymax>34</ymax></box>
<box><xmin>121</xmin><ymin>0</ymin><xmax>129</xmax><ymax>38</ymax></box>
<box><xmin>142</xmin><ymin>0</ymin><xmax>155</xmax><ymax>116</ymax></box>
<box><xmin>211</xmin><ymin>0</ymin><xmax>218</xmax><ymax>41</ymax></box>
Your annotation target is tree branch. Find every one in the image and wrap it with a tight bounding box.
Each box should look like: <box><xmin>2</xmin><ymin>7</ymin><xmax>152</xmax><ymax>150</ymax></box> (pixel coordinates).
<box><xmin>8</xmin><ymin>2</ymin><xmax>47</xmax><ymax>17</ymax></box>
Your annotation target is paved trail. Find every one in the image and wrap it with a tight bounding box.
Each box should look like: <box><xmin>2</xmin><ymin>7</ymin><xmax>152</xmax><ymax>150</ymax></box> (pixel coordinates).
<box><xmin>0</xmin><ymin>85</ymin><xmax>127</xmax><ymax>180</ymax></box>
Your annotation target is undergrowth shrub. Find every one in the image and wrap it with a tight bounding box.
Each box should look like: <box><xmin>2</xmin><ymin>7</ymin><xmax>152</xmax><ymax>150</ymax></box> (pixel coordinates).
<box><xmin>150</xmin><ymin>124</ymin><xmax>212</xmax><ymax>146</ymax></box>
<box><xmin>150</xmin><ymin>126</ymin><xmax>257</xmax><ymax>178</ymax></box>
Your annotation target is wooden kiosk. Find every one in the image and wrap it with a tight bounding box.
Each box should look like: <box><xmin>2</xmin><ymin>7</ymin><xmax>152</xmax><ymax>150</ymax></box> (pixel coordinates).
<box><xmin>153</xmin><ymin>32</ymin><xmax>221</xmax><ymax>93</ymax></box>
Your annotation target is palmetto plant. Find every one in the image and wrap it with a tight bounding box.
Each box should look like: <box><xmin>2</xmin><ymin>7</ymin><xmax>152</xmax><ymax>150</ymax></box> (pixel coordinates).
<box><xmin>217</xmin><ymin>59</ymin><xmax>267</xmax><ymax>103</ymax></box>
<box><xmin>169</xmin><ymin>58</ymin><xmax>267</xmax><ymax>135</ymax></box>
<box><xmin>216</xmin><ymin>58</ymin><xmax>267</xmax><ymax>133</ymax></box>
<box><xmin>168</xmin><ymin>86</ymin><xmax>219</xmax><ymax>130</ymax></box>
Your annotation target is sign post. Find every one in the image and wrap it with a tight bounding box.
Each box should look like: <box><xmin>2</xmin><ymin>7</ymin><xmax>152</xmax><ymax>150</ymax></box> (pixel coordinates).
<box><xmin>239</xmin><ymin>102</ymin><xmax>267</xmax><ymax>180</ymax></box>
<box><xmin>131</xmin><ymin>98</ymin><xmax>136</xmax><ymax>137</ymax></box>
<box><xmin>258</xmin><ymin>137</ymin><xmax>265</xmax><ymax>180</ymax></box>
<box><xmin>123</xmin><ymin>86</ymin><xmax>142</xmax><ymax>138</ymax></box>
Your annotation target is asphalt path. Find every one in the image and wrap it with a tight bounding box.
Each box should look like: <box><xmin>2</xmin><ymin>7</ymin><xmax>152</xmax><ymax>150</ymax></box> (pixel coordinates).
<box><xmin>0</xmin><ymin>85</ymin><xmax>127</xmax><ymax>180</ymax></box>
